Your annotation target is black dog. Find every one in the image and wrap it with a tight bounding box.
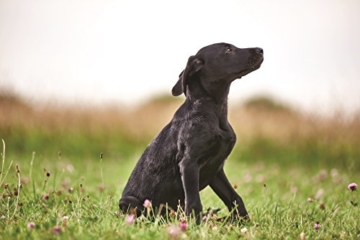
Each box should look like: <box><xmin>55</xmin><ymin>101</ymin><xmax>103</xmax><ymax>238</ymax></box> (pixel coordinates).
<box><xmin>119</xmin><ymin>43</ymin><xmax>263</xmax><ymax>222</ymax></box>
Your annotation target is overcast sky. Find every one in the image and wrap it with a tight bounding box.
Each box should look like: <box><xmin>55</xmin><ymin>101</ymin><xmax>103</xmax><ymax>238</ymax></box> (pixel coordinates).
<box><xmin>1</xmin><ymin>0</ymin><xmax>360</xmax><ymax>114</ymax></box>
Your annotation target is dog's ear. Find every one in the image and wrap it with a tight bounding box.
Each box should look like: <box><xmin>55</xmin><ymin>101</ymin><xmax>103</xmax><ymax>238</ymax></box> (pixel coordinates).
<box><xmin>171</xmin><ymin>70</ymin><xmax>184</xmax><ymax>96</ymax></box>
<box><xmin>172</xmin><ymin>56</ymin><xmax>203</xmax><ymax>96</ymax></box>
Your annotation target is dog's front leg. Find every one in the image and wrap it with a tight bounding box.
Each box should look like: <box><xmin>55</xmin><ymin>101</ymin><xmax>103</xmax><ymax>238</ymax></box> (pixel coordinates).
<box><xmin>209</xmin><ymin>168</ymin><xmax>249</xmax><ymax>220</ymax></box>
<box><xmin>179</xmin><ymin>160</ymin><xmax>202</xmax><ymax>223</ymax></box>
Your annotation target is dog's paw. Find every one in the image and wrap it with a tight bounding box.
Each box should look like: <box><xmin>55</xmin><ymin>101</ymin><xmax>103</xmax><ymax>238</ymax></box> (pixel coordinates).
<box><xmin>202</xmin><ymin>207</ymin><xmax>222</xmax><ymax>221</ymax></box>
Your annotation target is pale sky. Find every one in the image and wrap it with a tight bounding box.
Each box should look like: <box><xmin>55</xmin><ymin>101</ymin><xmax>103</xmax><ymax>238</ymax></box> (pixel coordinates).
<box><xmin>1</xmin><ymin>0</ymin><xmax>360</xmax><ymax>114</ymax></box>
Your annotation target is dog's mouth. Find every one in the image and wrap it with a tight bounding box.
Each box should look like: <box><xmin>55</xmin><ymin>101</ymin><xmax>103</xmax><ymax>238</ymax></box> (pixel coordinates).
<box><xmin>237</xmin><ymin>53</ymin><xmax>264</xmax><ymax>77</ymax></box>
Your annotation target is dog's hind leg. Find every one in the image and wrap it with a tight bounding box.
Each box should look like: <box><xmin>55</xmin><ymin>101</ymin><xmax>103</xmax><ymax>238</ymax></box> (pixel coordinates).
<box><xmin>119</xmin><ymin>196</ymin><xmax>144</xmax><ymax>216</ymax></box>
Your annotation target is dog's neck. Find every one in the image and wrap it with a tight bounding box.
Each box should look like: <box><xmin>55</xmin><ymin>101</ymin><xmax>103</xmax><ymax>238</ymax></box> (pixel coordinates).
<box><xmin>186</xmin><ymin>78</ymin><xmax>231</xmax><ymax>120</ymax></box>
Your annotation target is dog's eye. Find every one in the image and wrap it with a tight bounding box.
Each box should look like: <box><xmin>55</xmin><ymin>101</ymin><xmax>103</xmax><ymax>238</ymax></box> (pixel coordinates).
<box><xmin>225</xmin><ymin>45</ymin><xmax>232</xmax><ymax>53</ymax></box>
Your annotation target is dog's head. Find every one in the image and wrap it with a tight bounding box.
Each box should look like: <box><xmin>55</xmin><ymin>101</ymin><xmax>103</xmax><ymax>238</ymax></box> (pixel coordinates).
<box><xmin>172</xmin><ymin>43</ymin><xmax>264</xmax><ymax>97</ymax></box>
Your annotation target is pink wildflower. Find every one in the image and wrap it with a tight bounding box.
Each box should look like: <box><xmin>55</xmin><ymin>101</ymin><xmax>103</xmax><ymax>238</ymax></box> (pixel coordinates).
<box><xmin>98</xmin><ymin>183</ymin><xmax>105</xmax><ymax>192</ymax></box>
<box><xmin>143</xmin><ymin>199</ymin><xmax>152</xmax><ymax>208</ymax></box>
<box><xmin>314</xmin><ymin>222</ymin><xmax>320</xmax><ymax>231</ymax></box>
<box><xmin>53</xmin><ymin>225</ymin><xmax>61</xmax><ymax>234</ymax></box>
<box><xmin>61</xmin><ymin>180</ymin><xmax>68</xmax><ymax>188</ymax></box>
<box><xmin>167</xmin><ymin>225</ymin><xmax>181</xmax><ymax>238</ymax></box>
<box><xmin>43</xmin><ymin>194</ymin><xmax>49</xmax><ymax>201</ymax></box>
<box><xmin>27</xmin><ymin>222</ymin><xmax>35</xmax><ymax>230</ymax></box>
<box><xmin>180</xmin><ymin>220</ymin><xmax>187</xmax><ymax>231</ymax></box>
<box><xmin>125</xmin><ymin>214</ymin><xmax>135</xmax><ymax>225</ymax></box>
<box><xmin>348</xmin><ymin>182</ymin><xmax>357</xmax><ymax>191</ymax></box>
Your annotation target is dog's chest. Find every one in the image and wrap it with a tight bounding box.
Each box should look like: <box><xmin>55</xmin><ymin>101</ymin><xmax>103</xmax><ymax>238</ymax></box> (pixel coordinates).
<box><xmin>198</xmin><ymin>127</ymin><xmax>236</xmax><ymax>188</ymax></box>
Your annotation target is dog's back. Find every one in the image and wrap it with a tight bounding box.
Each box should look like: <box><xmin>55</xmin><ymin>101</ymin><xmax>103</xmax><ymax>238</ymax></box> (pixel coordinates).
<box><xmin>119</xmin><ymin>43</ymin><xmax>263</xmax><ymax>220</ymax></box>
<box><xmin>120</xmin><ymin>105</ymin><xmax>186</xmax><ymax>214</ymax></box>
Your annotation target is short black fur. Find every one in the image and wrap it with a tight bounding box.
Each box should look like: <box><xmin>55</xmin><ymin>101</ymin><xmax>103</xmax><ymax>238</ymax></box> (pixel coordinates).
<box><xmin>119</xmin><ymin>42</ymin><xmax>264</xmax><ymax>223</ymax></box>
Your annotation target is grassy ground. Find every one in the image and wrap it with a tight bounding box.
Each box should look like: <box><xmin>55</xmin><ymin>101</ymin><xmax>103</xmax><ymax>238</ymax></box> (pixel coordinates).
<box><xmin>0</xmin><ymin>143</ymin><xmax>359</xmax><ymax>239</ymax></box>
<box><xmin>0</xmin><ymin>92</ymin><xmax>359</xmax><ymax>239</ymax></box>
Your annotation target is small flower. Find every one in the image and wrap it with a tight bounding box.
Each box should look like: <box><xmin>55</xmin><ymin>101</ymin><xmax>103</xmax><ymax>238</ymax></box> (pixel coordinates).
<box><xmin>62</xmin><ymin>216</ymin><xmax>69</xmax><ymax>228</ymax></box>
<box><xmin>315</xmin><ymin>169</ymin><xmax>327</xmax><ymax>182</ymax></box>
<box><xmin>290</xmin><ymin>185</ymin><xmax>298</xmax><ymax>193</ymax></box>
<box><xmin>21</xmin><ymin>177</ymin><xmax>30</xmax><ymax>185</ymax></box>
<box><xmin>348</xmin><ymin>182</ymin><xmax>357</xmax><ymax>191</ymax></box>
<box><xmin>240</xmin><ymin>227</ymin><xmax>248</xmax><ymax>234</ymax></box>
<box><xmin>61</xmin><ymin>180</ymin><xmax>68</xmax><ymax>188</ymax></box>
<box><xmin>314</xmin><ymin>222</ymin><xmax>320</xmax><ymax>231</ymax></box>
<box><xmin>180</xmin><ymin>220</ymin><xmax>187</xmax><ymax>231</ymax></box>
<box><xmin>143</xmin><ymin>199</ymin><xmax>152</xmax><ymax>208</ymax></box>
<box><xmin>125</xmin><ymin>214</ymin><xmax>135</xmax><ymax>225</ymax></box>
<box><xmin>66</xmin><ymin>164</ymin><xmax>74</xmax><ymax>173</ymax></box>
<box><xmin>299</xmin><ymin>232</ymin><xmax>306</xmax><ymax>240</ymax></box>
<box><xmin>80</xmin><ymin>184</ymin><xmax>85</xmax><ymax>193</ymax></box>
<box><xmin>243</xmin><ymin>173</ymin><xmax>252</xmax><ymax>182</ymax></box>
<box><xmin>27</xmin><ymin>222</ymin><xmax>35</xmax><ymax>230</ymax></box>
<box><xmin>212</xmin><ymin>226</ymin><xmax>219</xmax><ymax>231</ymax></box>
<box><xmin>53</xmin><ymin>225</ymin><xmax>61</xmax><ymax>234</ymax></box>
<box><xmin>315</xmin><ymin>188</ymin><xmax>324</xmax><ymax>200</ymax></box>
<box><xmin>43</xmin><ymin>194</ymin><xmax>49</xmax><ymax>201</ymax></box>
<box><xmin>169</xmin><ymin>210</ymin><xmax>176</xmax><ymax>218</ymax></box>
<box><xmin>1</xmin><ymin>215</ymin><xmax>5</xmax><ymax>219</ymax></box>
<box><xmin>307</xmin><ymin>197</ymin><xmax>313</xmax><ymax>203</ymax></box>
<box><xmin>167</xmin><ymin>225</ymin><xmax>181</xmax><ymax>238</ymax></box>
<box><xmin>98</xmin><ymin>184</ymin><xmax>105</xmax><ymax>192</ymax></box>
<box><xmin>330</xmin><ymin>168</ymin><xmax>342</xmax><ymax>183</ymax></box>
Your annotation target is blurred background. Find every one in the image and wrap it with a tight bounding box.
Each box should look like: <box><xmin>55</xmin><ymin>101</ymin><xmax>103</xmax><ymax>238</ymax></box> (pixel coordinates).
<box><xmin>1</xmin><ymin>0</ymin><xmax>360</xmax><ymax>171</ymax></box>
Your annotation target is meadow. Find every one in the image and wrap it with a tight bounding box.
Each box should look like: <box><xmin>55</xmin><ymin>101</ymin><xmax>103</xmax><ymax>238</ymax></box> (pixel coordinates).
<box><xmin>0</xmin><ymin>91</ymin><xmax>359</xmax><ymax>239</ymax></box>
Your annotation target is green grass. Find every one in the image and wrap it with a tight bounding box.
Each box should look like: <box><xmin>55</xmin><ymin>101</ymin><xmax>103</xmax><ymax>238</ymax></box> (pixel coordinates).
<box><xmin>1</xmin><ymin>93</ymin><xmax>359</xmax><ymax>238</ymax></box>
<box><xmin>0</xmin><ymin>140</ymin><xmax>359</xmax><ymax>239</ymax></box>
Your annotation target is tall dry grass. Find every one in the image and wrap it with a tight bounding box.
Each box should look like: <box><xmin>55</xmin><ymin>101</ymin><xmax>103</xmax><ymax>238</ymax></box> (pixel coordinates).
<box><xmin>1</xmin><ymin>91</ymin><xmax>359</xmax><ymax>170</ymax></box>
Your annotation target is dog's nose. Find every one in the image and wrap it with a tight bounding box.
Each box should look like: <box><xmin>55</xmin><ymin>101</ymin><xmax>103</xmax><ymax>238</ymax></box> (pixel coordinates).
<box><xmin>254</xmin><ymin>48</ymin><xmax>263</xmax><ymax>55</ymax></box>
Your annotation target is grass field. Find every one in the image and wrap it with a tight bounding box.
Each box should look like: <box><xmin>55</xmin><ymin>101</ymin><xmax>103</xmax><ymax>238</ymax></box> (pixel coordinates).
<box><xmin>0</xmin><ymin>91</ymin><xmax>359</xmax><ymax>239</ymax></box>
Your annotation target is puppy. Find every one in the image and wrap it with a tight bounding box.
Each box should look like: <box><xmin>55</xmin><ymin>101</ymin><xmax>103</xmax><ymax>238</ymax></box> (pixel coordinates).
<box><xmin>119</xmin><ymin>42</ymin><xmax>264</xmax><ymax>223</ymax></box>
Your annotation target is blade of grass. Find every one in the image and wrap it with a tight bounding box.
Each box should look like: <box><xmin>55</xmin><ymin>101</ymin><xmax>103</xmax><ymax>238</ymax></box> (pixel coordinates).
<box><xmin>100</xmin><ymin>152</ymin><xmax>104</xmax><ymax>203</ymax></box>
<box><xmin>1</xmin><ymin>139</ymin><xmax>5</xmax><ymax>183</ymax></box>
<box><xmin>12</xmin><ymin>164</ymin><xmax>21</xmax><ymax>218</ymax></box>
<box><xmin>29</xmin><ymin>151</ymin><xmax>36</xmax><ymax>200</ymax></box>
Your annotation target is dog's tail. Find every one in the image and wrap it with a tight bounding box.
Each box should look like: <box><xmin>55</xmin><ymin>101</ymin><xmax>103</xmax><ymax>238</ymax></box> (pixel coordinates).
<box><xmin>119</xmin><ymin>196</ymin><xmax>144</xmax><ymax>216</ymax></box>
